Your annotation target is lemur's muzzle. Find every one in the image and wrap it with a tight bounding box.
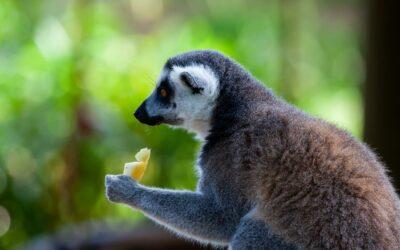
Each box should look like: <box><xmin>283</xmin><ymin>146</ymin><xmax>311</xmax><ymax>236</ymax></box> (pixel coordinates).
<box><xmin>134</xmin><ymin>100</ymin><xmax>164</xmax><ymax>126</ymax></box>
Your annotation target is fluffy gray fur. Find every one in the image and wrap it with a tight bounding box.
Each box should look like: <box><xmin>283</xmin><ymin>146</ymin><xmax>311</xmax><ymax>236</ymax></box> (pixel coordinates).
<box><xmin>105</xmin><ymin>175</ymin><xmax>294</xmax><ymax>249</ymax></box>
<box><xmin>106</xmin><ymin>50</ymin><xmax>400</xmax><ymax>249</ymax></box>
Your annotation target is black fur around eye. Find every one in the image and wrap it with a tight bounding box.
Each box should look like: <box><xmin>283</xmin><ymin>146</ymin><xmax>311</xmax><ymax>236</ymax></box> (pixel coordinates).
<box><xmin>157</xmin><ymin>79</ymin><xmax>174</xmax><ymax>104</ymax></box>
<box><xmin>160</xmin><ymin>88</ymin><xmax>168</xmax><ymax>98</ymax></box>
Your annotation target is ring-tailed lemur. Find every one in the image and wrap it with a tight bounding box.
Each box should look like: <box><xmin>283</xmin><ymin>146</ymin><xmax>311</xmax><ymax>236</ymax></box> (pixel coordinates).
<box><xmin>106</xmin><ymin>50</ymin><xmax>400</xmax><ymax>249</ymax></box>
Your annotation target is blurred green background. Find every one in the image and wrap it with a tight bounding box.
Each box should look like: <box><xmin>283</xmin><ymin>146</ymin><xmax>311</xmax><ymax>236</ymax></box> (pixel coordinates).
<box><xmin>0</xmin><ymin>0</ymin><xmax>364</xmax><ymax>248</ymax></box>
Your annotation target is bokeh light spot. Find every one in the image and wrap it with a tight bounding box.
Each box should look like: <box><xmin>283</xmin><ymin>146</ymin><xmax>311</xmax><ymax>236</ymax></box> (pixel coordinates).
<box><xmin>0</xmin><ymin>206</ymin><xmax>11</xmax><ymax>237</ymax></box>
<box><xmin>34</xmin><ymin>17</ymin><xmax>71</xmax><ymax>59</ymax></box>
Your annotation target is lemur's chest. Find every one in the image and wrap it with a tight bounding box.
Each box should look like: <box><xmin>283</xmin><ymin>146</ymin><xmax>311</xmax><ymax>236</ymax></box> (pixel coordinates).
<box><xmin>197</xmin><ymin>141</ymin><xmax>251</xmax><ymax>215</ymax></box>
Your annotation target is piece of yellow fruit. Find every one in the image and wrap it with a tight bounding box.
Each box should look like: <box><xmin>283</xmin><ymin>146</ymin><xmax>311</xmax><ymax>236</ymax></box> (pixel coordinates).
<box><xmin>123</xmin><ymin>148</ymin><xmax>151</xmax><ymax>181</ymax></box>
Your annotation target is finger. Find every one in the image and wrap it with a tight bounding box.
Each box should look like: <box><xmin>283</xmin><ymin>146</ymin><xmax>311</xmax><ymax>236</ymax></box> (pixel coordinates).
<box><xmin>106</xmin><ymin>192</ymin><xmax>119</xmax><ymax>203</ymax></box>
<box><xmin>106</xmin><ymin>186</ymin><xmax>120</xmax><ymax>200</ymax></box>
<box><xmin>105</xmin><ymin>175</ymin><xmax>118</xmax><ymax>185</ymax></box>
<box><xmin>116</xmin><ymin>174</ymin><xmax>133</xmax><ymax>181</ymax></box>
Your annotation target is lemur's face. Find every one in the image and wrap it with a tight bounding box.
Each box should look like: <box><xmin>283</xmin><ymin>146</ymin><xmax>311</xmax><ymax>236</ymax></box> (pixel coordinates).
<box><xmin>134</xmin><ymin>64</ymin><xmax>219</xmax><ymax>139</ymax></box>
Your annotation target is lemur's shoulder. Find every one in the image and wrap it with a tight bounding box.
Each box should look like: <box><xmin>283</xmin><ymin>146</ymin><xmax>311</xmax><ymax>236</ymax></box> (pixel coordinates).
<box><xmin>227</xmin><ymin>103</ymin><xmax>400</xmax><ymax>249</ymax></box>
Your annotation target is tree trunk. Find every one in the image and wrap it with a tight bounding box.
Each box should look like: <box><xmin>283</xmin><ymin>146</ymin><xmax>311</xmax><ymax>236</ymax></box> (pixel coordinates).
<box><xmin>363</xmin><ymin>0</ymin><xmax>399</xmax><ymax>190</ymax></box>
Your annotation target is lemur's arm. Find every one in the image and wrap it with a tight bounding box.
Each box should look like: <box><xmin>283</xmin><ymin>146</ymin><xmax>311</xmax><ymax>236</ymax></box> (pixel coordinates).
<box><xmin>105</xmin><ymin>175</ymin><xmax>236</xmax><ymax>244</ymax></box>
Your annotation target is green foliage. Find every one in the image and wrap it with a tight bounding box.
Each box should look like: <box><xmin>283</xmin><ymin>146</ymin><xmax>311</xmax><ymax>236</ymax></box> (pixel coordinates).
<box><xmin>0</xmin><ymin>0</ymin><xmax>363</xmax><ymax>248</ymax></box>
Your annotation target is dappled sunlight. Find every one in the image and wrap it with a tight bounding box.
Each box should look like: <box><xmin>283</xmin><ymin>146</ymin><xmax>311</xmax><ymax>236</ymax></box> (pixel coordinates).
<box><xmin>0</xmin><ymin>0</ymin><xmax>364</xmax><ymax>248</ymax></box>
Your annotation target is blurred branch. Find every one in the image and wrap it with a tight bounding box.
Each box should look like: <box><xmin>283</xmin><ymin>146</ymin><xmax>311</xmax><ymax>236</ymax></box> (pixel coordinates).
<box><xmin>24</xmin><ymin>222</ymin><xmax>214</xmax><ymax>250</ymax></box>
<box><xmin>58</xmin><ymin>0</ymin><xmax>96</xmax><ymax>219</ymax></box>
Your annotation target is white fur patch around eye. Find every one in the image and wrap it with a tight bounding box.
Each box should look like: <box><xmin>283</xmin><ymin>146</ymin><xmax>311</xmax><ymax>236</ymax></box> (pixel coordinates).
<box><xmin>169</xmin><ymin>64</ymin><xmax>219</xmax><ymax>97</ymax></box>
<box><xmin>156</xmin><ymin>69</ymin><xmax>169</xmax><ymax>86</ymax></box>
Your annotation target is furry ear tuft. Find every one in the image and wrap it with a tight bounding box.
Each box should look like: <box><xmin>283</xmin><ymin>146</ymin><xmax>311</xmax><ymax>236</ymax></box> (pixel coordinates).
<box><xmin>170</xmin><ymin>64</ymin><xmax>219</xmax><ymax>97</ymax></box>
<box><xmin>180</xmin><ymin>72</ymin><xmax>204</xmax><ymax>94</ymax></box>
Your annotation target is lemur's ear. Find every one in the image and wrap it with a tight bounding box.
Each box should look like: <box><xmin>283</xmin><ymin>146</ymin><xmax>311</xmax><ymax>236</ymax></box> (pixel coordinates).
<box><xmin>180</xmin><ymin>72</ymin><xmax>205</xmax><ymax>94</ymax></box>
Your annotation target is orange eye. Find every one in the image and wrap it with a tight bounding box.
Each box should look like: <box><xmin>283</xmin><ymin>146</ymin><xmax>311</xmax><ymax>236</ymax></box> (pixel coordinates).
<box><xmin>160</xmin><ymin>88</ymin><xmax>168</xmax><ymax>98</ymax></box>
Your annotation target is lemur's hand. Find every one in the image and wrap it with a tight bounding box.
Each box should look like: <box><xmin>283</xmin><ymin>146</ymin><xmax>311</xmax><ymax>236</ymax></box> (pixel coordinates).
<box><xmin>105</xmin><ymin>174</ymin><xmax>140</xmax><ymax>204</ymax></box>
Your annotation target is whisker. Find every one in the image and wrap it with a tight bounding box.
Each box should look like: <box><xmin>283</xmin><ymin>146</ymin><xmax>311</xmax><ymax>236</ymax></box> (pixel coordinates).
<box><xmin>143</xmin><ymin>73</ymin><xmax>156</xmax><ymax>87</ymax></box>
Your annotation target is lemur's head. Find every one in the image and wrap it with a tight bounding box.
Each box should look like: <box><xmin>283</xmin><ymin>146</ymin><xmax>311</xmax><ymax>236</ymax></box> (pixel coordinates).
<box><xmin>134</xmin><ymin>50</ymin><xmax>230</xmax><ymax>139</ymax></box>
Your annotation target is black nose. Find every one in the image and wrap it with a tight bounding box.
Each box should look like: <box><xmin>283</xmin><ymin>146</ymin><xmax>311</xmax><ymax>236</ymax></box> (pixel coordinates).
<box><xmin>134</xmin><ymin>101</ymin><xmax>147</xmax><ymax>121</ymax></box>
<box><xmin>134</xmin><ymin>100</ymin><xmax>164</xmax><ymax>126</ymax></box>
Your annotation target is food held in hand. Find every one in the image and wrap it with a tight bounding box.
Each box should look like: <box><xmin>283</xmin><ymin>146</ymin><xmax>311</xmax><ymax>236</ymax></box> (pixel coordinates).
<box><xmin>123</xmin><ymin>148</ymin><xmax>151</xmax><ymax>181</ymax></box>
